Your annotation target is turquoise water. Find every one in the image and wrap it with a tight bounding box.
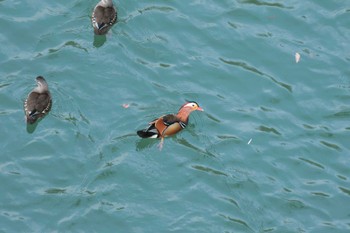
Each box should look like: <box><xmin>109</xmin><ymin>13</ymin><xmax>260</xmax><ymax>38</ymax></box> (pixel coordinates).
<box><xmin>1</xmin><ymin>0</ymin><xmax>350</xmax><ymax>232</ymax></box>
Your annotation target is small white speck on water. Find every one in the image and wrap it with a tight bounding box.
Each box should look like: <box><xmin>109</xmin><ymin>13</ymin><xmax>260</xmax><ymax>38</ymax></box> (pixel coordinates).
<box><xmin>295</xmin><ymin>52</ymin><xmax>301</xmax><ymax>63</ymax></box>
<box><xmin>248</xmin><ymin>138</ymin><xmax>252</xmax><ymax>145</ymax></box>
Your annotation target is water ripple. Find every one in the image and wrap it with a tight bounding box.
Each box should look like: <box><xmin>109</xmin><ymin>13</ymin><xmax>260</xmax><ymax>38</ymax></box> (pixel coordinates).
<box><xmin>35</xmin><ymin>40</ymin><xmax>88</xmax><ymax>58</ymax></box>
<box><xmin>221</xmin><ymin>196</ymin><xmax>240</xmax><ymax>209</ymax></box>
<box><xmin>219</xmin><ymin>57</ymin><xmax>292</xmax><ymax>92</ymax></box>
<box><xmin>320</xmin><ymin>140</ymin><xmax>342</xmax><ymax>152</ymax></box>
<box><xmin>257</xmin><ymin>125</ymin><xmax>282</xmax><ymax>136</ymax></box>
<box><xmin>238</xmin><ymin>0</ymin><xmax>293</xmax><ymax>9</ymax></box>
<box><xmin>138</xmin><ymin>5</ymin><xmax>175</xmax><ymax>14</ymax></box>
<box><xmin>44</xmin><ymin>188</ymin><xmax>66</xmax><ymax>194</ymax></box>
<box><xmin>311</xmin><ymin>192</ymin><xmax>330</xmax><ymax>198</ymax></box>
<box><xmin>218</xmin><ymin>214</ymin><xmax>254</xmax><ymax>232</ymax></box>
<box><xmin>298</xmin><ymin>157</ymin><xmax>325</xmax><ymax>170</ymax></box>
<box><xmin>191</xmin><ymin>165</ymin><xmax>228</xmax><ymax>177</ymax></box>
<box><xmin>1</xmin><ymin>0</ymin><xmax>350</xmax><ymax>232</ymax></box>
<box><xmin>339</xmin><ymin>187</ymin><xmax>350</xmax><ymax>197</ymax></box>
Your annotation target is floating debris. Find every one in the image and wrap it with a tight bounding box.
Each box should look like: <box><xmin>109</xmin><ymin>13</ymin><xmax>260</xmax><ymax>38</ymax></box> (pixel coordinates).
<box><xmin>295</xmin><ymin>52</ymin><xmax>301</xmax><ymax>63</ymax></box>
<box><xmin>247</xmin><ymin>138</ymin><xmax>252</xmax><ymax>145</ymax></box>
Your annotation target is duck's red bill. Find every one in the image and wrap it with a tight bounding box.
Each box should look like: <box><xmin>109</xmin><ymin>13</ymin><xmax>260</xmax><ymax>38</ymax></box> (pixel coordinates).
<box><xmin>197</xmin><ymin>107</ymin><xmax>204</xmax><ymax>111</ymax></box>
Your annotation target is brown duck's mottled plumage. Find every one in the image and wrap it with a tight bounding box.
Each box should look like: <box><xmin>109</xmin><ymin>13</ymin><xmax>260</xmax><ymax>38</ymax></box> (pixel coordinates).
<box><xmin>92</xmin><ymin>0</ymin><xmax>117</xmax><ymax>35</ymax></box>
<box><xmin>137</xmin><ymin>101</ymin><xmax>203</xmax><ymax>139</ymax></box>
<box><xmin>24</xmin><ymin>76</ymin><xmax>52</xmax><ymax>124</ymax></box>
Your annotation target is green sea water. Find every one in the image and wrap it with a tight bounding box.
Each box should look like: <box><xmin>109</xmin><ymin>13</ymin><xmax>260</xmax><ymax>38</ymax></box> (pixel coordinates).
<box><xmin>1</xmin><ymin>0</ymin><xmax>350</xmax><ymax>232</ymax></box>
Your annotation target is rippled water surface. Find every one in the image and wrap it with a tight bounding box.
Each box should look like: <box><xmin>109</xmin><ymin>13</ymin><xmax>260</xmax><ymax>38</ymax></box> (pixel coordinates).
<box><xmin>1</xmin><ymin>0</ymin><xmax>350</xmax><ymax>232</ymax></box>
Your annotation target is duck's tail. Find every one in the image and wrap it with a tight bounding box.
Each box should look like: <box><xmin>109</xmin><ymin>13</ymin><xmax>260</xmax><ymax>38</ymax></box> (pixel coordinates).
<box><xmin>137</xmin><ymin>129</ymin><xmax>158</xmax><ymax>138</ymax></box>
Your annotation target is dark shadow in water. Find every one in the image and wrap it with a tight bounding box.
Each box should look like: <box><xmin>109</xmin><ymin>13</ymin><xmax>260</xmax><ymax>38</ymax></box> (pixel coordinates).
<box><xmin>25</xmin><ymin>114</ymin><xmax>49</xmax><ymax>133</ymax></box>
<box><xmin>93</xmin><ymin>35</ymin><xmax>107</xmax><ymax>48</ymax></box>
<box><xmin>135</xmin><ymin>136</ymin><xmax>218</xmax><ymax>155</ymax></box>
<box><xmin>26</xmin><ymin>119</ymin><xmax>41</xmax><ymax>134</ymax></box>
<box><xmin>111</xmin><ymin>133</ymin><xmax>136</xmax><ymax>142</ymax></box>
<box><xmin>173</xmin><ymin>137</ymin><xmax>217</xmax><ymax>158</ymax></box>
<box><xmin>135</xmin><ymin>138</ymin><xmax>158</xmax><ymax>151</ymax></box>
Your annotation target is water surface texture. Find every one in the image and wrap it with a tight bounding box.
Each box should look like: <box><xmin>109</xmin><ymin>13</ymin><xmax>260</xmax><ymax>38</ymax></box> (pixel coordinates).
<box><xmin>1</xmin><ymin>0</ymin><xmax>350</xmax><ymax>232</ymax></box>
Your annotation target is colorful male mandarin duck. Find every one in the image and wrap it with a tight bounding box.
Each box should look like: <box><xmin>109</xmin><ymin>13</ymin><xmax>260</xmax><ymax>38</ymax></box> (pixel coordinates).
<box><xmin>137</xmin><ymin>101</ymin><xmax>203</xmax><ymax>149</ymax></box>
<box><xmin>92</xmin><ymin>0</ymin><xmax>117</xmax><ymax>35</ymax></box>
<box><xmin>24</xmin><ymin>76</ymin><xmax>52</xmax><ymax>124</ymax></box>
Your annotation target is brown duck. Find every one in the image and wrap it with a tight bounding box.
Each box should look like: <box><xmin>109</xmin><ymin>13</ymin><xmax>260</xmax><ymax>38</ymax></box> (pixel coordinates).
<box><xmin>92</xmin><ymin>0</ymin><xmax>117</xmax><ymax>35</ymax></box>
<box><xmin>24</xmin><ymin>76</ymin><xmax>52</xmax><ymax>124</ymax></box>
<box><xmin>137</xmin><ymin>101</ymin><xmax>203</xmax><ymax>149</ymax></box>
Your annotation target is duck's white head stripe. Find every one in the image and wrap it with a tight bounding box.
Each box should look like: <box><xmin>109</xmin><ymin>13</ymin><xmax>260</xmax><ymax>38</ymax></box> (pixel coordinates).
<box><xmin>183</xmin><ymin>102</ymin><xmax>197</xmax><ymax>108</ymax></box>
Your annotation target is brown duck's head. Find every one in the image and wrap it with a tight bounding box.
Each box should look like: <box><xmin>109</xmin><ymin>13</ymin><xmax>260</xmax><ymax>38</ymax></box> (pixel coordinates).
<box><xmin>100</xmin><ymin>0</ymin><xmax>113</xmax><ymax>7</ymax></box>
<box><xmin>35</xmin><ymin>76</ymin><xmax>49</xmax><ymax>93</ymax></box>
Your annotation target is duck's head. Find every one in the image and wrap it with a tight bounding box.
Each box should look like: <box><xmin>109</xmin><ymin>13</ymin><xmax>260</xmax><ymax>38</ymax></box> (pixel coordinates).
<box><xmin>100</xmin><ymin>0</ymin><xmax>113</xmax><ymax>7</ymax></box>
<box><xmin>179</xmin><ymin>101</ymin><xmax>203</xmax><ymax>112</ymax></box>
<box><xmin>34</xmin><ymin>76</ymin><xmax>49</xmax><ymax>93</ymax></box>
<box><xmin>176</xmin><ymin>101</ymin><xmax>203</xmax><ymax>123</ymax></box>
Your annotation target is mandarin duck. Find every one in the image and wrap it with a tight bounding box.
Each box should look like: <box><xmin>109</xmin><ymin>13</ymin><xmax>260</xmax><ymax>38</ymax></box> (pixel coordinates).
<box><xmin>137</xmin><ymin>101</ymin><xmax>203</xmax><ymax>149</ymax></box>
<box><xmin>24</xmin><ymin>76</ymin><xmax>52</xmax><ymax>124</ymax></box>
<box><xmin>92</xmin><ymin>0</ymin><xmax>117</xmax><ymax>35</ymax></box>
